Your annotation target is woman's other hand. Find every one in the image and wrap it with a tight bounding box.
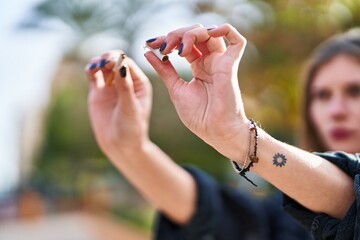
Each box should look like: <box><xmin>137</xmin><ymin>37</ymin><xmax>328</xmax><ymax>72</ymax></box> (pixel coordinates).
<box><xmin>85</xmin><ymin>51</ymin><xmax>152</xmax><ymax>159</ymax></box>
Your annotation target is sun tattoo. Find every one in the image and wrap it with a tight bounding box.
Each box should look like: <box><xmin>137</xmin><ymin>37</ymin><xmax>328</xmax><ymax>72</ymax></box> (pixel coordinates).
<box><xmin>273</xmin><ymin>153</ymin><xmax>287</xmax><ymax>167</ymax></box>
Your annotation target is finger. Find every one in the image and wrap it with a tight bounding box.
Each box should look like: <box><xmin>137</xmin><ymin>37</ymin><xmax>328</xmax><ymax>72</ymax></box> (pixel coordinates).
<box><xmin>144</xmin><ymin>50</ymin><xmax>185</xmax><ymax>97</ymax></box>
<box><xmin>99</xmin><ymin>51</ymin><xmax>123</xmax><ymax>86</ymax></box>
<box><xmin>179</xmin><ymin>26</ymin><xmax>226</xmax><ymax>63</ymax></box>
<box><xmin>204</xmin><ymin>24</ymin><xmax>225</xmax><ymax>52</ymax></box>
<box><xmin>145</xmin><ymin>36</ymin><xmax>182</xmax><ymax>56</ymax></box>
<box><xmin>110</xmin><ymin>55</ymin><xmax>149</xmax><ymax>94</ymax></box>
<box><xmin>102</xmin><ymin>60</ymin><xmax>116</xmax><ymax>87</ymax></box>
<box><xmin>152</xmin><ymin>24</ymin><xmax>203</xmax><ymax>55</ymax></box>
<box><xmin>145</xmin><ymin>36</ymin><xmax>166</xmax><ymax>50</ymax></box>
<box><xmin>114</xmin><ymin>64</ymin><xmax>136</xmax><ymax>109</ymax></box>
<box><xmin>84</xmin><ymin>57</ymin><xmax>101</xmax><ymax>90</ymax></box>
<box><xmin>126</xmin><ymin>57</ymin><xmax>150</xmax><ymax>86</ymax></box>
<box><xmin>207</xmin><ymin>24</ymin><xmax>247</xmax><ymax>61</ymax></box>
<box><xmin>179</xmin><ymin>44</ymin><xmax>202</xmax><ymax>64</ymax></box>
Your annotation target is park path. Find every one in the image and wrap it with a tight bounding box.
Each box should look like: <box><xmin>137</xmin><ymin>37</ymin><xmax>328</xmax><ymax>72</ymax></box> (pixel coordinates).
<box><xmin>0</xmin><ymin>211</ymin><xmax>151</xmax><ymax>240</ymax></box>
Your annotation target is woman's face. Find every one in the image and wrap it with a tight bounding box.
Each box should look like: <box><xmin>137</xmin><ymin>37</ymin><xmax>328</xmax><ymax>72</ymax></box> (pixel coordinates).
<box><xmin>310</xmin><ymin>54</ymin><xmax>360</xmax><ymax>153</ymax></box>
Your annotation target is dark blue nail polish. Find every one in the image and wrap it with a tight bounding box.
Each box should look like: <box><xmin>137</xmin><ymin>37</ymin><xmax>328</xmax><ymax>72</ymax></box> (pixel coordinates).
<box><xmin>178</xmin><ymin>43</ymin><xmax>184</xmax><ymax>55</ymax></box>
<box><xmin>89</xmin><ymin>63</ymin><xmax>97</xmax><ymax>70</ymax></box>
<box><xmin>160</xmin><ymin>42</ymin><xmax>167</xmax><ymax>52</ymax></box>
<box><xmin>99</xmin><ymin>59</ymin><xmax>107</xmax><ymax>68</ymax></box>
<box><xmin>120</xmin><ymin>65</ymin><xmax>127</xmax><ymax>78</ymax></box>
<box><xmin>207</xmin><ymin>27</ymin><xmax>215</xmax><ymax>31</ymax></box>
<box><xmin>146</xmin><ymin>38</ymin><xmax>157</xmax><ymax>43</ymax></box>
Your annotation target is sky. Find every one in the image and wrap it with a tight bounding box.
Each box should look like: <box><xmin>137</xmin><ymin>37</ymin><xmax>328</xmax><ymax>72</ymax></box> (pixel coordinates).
<box><xmin>0</xmin><ymin>0</ymin><xmax>66</xmax><ymax>193</ymax></box>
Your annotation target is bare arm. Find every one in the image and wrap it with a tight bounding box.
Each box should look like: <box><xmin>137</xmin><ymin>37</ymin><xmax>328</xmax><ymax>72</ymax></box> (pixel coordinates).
<box><xmin>85</xmin><ymin>52</ymin><xmax>196</xmax><ymax>224</ymax></box>
<box><xmin>253</xmin><ymin>130</ymin><xmax>353</xmax><ymax>219</ymax></box>
<box><xmin>110</xmin><ymin>141</ymin><xmax>196</xmax><ymax>224</ymax></box>
<box><xmin>145</xmin><ymin>23</ymin><xmax>355</xmax><ymax>219</ymax></box>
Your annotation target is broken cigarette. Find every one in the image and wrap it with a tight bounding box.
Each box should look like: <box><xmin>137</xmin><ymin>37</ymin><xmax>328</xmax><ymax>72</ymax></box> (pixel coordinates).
<box><xmin>143</xmin><ymin>45</ymin><xmax>169</xmax><ymax>62</ymax></box>
<box><xmin>114</xmin><ymin>53</ymin><xmax>126</xmax><ymax>71</ymax></box>
<box><xmin>105</xmin><ymin>52</ymin><xmax>126</xmax><ymax>86</ymax></box>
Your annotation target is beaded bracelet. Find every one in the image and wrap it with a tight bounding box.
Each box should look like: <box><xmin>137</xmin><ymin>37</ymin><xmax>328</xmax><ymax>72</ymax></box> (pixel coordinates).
<box><xmin>231</xmin><ymin>121</ymin><xmax>251</xmax><ymax>173</ymax></box>
<box><xmin>230</xmin><ymin>119</ymin><xmax>259</xmax><ymax>187</ymax></box>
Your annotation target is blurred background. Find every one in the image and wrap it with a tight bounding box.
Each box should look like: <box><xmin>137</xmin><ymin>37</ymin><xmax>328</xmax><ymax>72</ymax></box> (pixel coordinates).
<box><xmin>1</xmin><ymin>0</ymin><xmax>359</xmax><ymax>239</ymax></box>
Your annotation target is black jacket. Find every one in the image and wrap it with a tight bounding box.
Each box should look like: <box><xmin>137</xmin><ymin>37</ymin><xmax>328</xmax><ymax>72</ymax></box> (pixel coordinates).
<box><xmin>284</xmin><ymin>152</ymin><xmax>360</xmax><ymax>240</ymax></box>
<box><xmin>154</xmin><ymin>166</ymin><xmax>312</xmax><ymax>240</ymax></box>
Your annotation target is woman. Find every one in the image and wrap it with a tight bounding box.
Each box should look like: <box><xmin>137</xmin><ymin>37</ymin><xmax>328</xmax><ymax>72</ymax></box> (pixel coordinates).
<box><xmin>84</xmin><ymin>24</ymin><xmax>358</xmax><ymax>239</ymax></box>
<box><xmin>284</xmin><ymin>28</ymin><xmax>360</xmax><ymax>239</ymax></box>
<box><xmin>300</xmin><ymin>28</ymin><xmax>360</xmax><ymax>154</ymax></box>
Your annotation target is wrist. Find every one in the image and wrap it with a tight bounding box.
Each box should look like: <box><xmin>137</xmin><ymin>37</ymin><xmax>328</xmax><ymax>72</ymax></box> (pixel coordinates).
<box><xmin>207</xmin><ymin>119</ymin><xmax>250</xmax><ymax>164</ymax></box>
<box><xmin>106</xmin><ymin>137</ymin><xmax>153</xmax><ymax>162</ymax></box>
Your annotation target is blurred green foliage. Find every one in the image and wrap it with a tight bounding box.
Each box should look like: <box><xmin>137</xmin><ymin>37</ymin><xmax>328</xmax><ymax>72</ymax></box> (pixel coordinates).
<box><xmin>31</xmin><ymin>63</ymin><xmax>111</xmax><ymax>197</ymax></box>
<box><xmin>26</xmin><ymin>0</ymin><xmax>360</xmax><ymax>229</ymax></box>
<box><xmin>112</xmin><ymin>205</ymin><xmax>154</xmax><ymax>231</ymax></box>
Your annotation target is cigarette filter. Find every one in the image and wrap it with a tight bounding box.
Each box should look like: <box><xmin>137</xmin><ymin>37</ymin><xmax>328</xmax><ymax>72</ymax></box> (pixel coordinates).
<box><xmin>143</xmin><ymin>45</ymin><xmax>169</xmax><ymax>62</ymax></box>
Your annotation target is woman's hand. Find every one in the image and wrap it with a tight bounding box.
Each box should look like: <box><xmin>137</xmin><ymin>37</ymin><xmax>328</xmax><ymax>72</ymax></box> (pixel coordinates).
<box><xmin>85</xmin><ymin>52</ymin><xmax>197</xmax><ymax>224</ymax></box>
<box><xmin>85</xmin><ymin>51</ymin><xmax>152</xmax><ymax>159</ymax></box>
<box><xmin>145</xmin><ymin>24</ymin><xmax>248</xmax><ymax>161</ymax></box>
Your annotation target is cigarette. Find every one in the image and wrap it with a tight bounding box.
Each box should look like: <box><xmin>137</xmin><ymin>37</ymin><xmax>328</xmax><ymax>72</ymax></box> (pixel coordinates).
<box><xmin>113</xmin><ymin>53</ymin><xmax>126</xmax><ymax>71</ymax></box>
<box><xmin>105</xmin><ymin>52</ymin><xmax>126</xmax><ymax>86</ymax></box>
<box><xmin>143</xmin><ymin>45</ymin><xmax>169</xmax><ymax>62</ymax></box>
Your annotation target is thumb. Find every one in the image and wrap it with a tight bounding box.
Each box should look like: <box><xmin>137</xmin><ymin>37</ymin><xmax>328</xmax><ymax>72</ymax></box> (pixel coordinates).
<box><xmin>144</xmin><ymin>51</ymin><xmax>185</xmax><ymax>97</ymax></box>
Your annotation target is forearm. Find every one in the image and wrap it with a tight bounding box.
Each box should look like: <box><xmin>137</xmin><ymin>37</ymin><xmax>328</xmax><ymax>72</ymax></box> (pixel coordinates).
<box><xmin>107</xmin><ymin>140</ymin><xmax>197</xmax><ymax>225</ymax></box>
<box><xmin>257</xmin><ymin>130</ymin><xmax>355</xmax><ymax>219</ymax></box>
<box><xmin>224</xmin><ymin>127</ymin><xmax>355</xmax><ymax>219</ymax></box>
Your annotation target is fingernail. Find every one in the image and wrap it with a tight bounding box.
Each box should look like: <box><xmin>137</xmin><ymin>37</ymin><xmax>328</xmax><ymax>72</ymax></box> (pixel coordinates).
<box><xmin>89</xmin><ymin>63</ymin><xmax>97</xmax><ymax>70</ymax></box>
<box><xmin>99</xmin><ymin>59</ymin><xmax>107</xmax><ymax>68</ymax></box>
<box><xmin>207</xmin><ymin>27</ymin><xmax>215</xmax><ymax>31</ymax></box>
<box><xmin>146</xmin><ymin>38</ymin><xmax>157</xmax><ymax>43</ymax></box>
<box><xmin>178</xmin><ymin>43</ymin><xmax>184</xmax><ymax>55</ymax></box>
<box><xmin>159</xmin><ymin>42</ymin><xmax>167</xmax><ymax>52</ymax></box>
<box><xmin>120</xmin><ymin>64</ymin><xmax>127</xmax><ymax>78</ymax></box>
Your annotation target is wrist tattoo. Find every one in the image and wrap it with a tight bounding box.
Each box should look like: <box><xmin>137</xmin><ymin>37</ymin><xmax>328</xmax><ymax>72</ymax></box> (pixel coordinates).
<box><xmin>273</xmin><ymin>153</ymin><xmax>287</xmax><ymax>167</ymax></box>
